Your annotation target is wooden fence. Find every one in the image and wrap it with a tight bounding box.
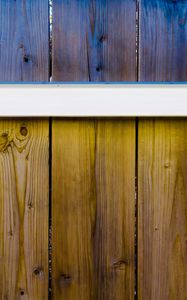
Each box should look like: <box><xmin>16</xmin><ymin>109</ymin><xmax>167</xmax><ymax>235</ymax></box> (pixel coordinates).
<box><xmin>0</xmin><ymin>0</ymin><xmax>187</xmax><ymax>299</ymax></box>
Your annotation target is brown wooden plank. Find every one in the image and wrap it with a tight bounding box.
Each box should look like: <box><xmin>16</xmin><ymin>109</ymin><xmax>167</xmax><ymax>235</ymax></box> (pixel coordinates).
<box><xmin>138</xmin><ymin>119</ymin><xmax>187</xmax><ymax>300</ymax></box>
<box><xmin>52</xmin><ymin>119</ymin><xmax>135</xmax><ymax>300</ymax></box>
<box><xmin>0</xmin><ymin>119</ymin><xmax>49</xmax><ymax>299</ymax></box>
<box><xmin>0</xmin><ymin>0</ymin><xmax>49</xmax><ymax>81</ymax></box>
<box><xmin>94</xmin><ymin>120</ymin><xmax>135</xmax><ymax>300</ymax></box>
<box><xmin>139</xmin><ymin>0</ymin><xmax>187</xmax><ymax>81</ymax></box>
<box><xmin>52</xmin><ymin>0</ymin><xmax>136</xmax><ymax>81</ymax></box>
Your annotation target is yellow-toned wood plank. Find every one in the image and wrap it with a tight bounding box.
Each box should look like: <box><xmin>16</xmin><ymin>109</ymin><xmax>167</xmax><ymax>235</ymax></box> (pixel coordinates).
<box><xmin>0</xmin><ymin>119</ymin><xmax>49</xmax><ymax>299</ymax></box>
<box><xmin>94</xmin><ymin>120</ymin><xmax>135</xmax><ymax>300</ymax></box>
<box><xmin>138</xmin><ymin>119</ymin><xmax>187</xmax><ymax>300</ymax></box>
<box><xmin>52</xmin><ymin>119</ymin><xmax>135</xmax><ymax>300</ymax></box>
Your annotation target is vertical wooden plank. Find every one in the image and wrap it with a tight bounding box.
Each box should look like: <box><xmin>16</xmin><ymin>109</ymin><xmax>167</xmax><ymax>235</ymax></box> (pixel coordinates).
<box><xmin>139</xmin><ymin>0</ymin><xmax>187</xmax><ymax>81</ymax></box>
<box><xmin>138</xmin><ymin>119</ymin><xmax>187</xmax><ymax>300</ymax></box>
<box><xmin>0</xmin><ymin>0</ymin><xmax>49</xmax><ymax>81</ymax></box>
<box><xmin>0</xmin><ymin>119</ymin><xmax>49</xmax><ymax>299</ymax></box>
<box><xmin>0</xmin><ymin>1</ymin><xmax>49</xmax><ymax>298</ymax></box>
<box><xmin>52</xmin><ymin>119</ymin><xmax>135</xmax><ymax>300</ymax></box>
<box><xmin>94</xmin><ymin>120</ymin><xmax>135</xmax><ymax>300</ymax></box>
<box><xmin>52</xmin><ymin>120</ymin><xmax>96</xmax><ymax>300</ymax></box>
<box><xmin>139</xmin><ymin>1</ymin><xmax>187</xmax><ymax>298</ymax></box>
<box><xmin>52</xmin><ymin>0</ymin><xmax>136</xmax><ymax>81</ymax></box>
<box><xmin>52</xmin><ymin>1</ymin><xmax>137</xmax><ymax>299</ymax></box>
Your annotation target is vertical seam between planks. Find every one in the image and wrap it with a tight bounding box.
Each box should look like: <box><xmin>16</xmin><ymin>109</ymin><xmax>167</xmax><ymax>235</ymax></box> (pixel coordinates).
<box><xmin>136</xmin><ymin>0</ymin><xmax>140</xmax><ymax>82</ymax></box>
<box><xmin>135</xmin><ymin>117</ymin><xmax>139</xmax><ymax>300</ymax></box>
<box><xmin>48</xmin><ymin>2</ymin><xmax>52</xmax><ymax>298</ymax></box>
<box><xmin>136</xmin><ymin>0</ymin><xmax>140</xmax><ymax>297</ymax></box>
<box><xmin>49</xmin><ymin>0</ymin><xmax>52</xmax><ymax>81</ymax></box>
<box><xmin>48</xmin><ymin>117</ymin><xmax>52</xmax><ymax>300</ymax></box>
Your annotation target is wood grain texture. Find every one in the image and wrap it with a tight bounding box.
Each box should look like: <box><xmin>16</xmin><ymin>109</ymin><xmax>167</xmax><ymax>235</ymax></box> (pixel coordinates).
<box><xmin>138</xmin><ymin>119</ymin><xmax>187</xmax><ymax>300</ymax></box>
<box><xmin>0</xmin><ymin>0</ymin><xmax>49</xmax><ymax>81</ymax></box>
<box><xmin>52</xmin><ymin>2</ymin><xmax>137</xmax><ymax>297</ymax></box>
<box><xmin>52</xmin><ymin>119</ymin><xmax>135</xmax><ymax>300</ymax></box>
<box><xmin>52</xmin><ymin>0</ymin><xmax>136</xmax><ymax>81</ymax></box>
<box><xmin>139</xmin><ymin>0</ymin><xmax>187</xmax><ymax>81</ymax></box>
<box><xmin>0</xmin><ymin>119</ymin><xmax>49</xmax><ymax>299</ymax></box>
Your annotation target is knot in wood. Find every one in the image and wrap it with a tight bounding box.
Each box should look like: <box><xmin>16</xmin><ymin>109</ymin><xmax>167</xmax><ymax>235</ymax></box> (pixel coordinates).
<box><xmin>8</xmin><ymin>230</ymin><xmax>13</xmax><ymax>237</ymax></box>
<box><xmin>28</xmin><ymin>202</ymin><xmax>33</xmax><ymax>209</ymax></box>
<box><xmin>33</xmin><ymin>267</ymin><xmax>43</xmax><ymax>276</ymax></box>
<box><xmin>20</xmin><ymin>126</ymin><xmax>28</xmax><ymax>137</ymax></box>
<box><xmin>99</xmin><ymin>35</ymin><xmax>105</xmax><ymax>43</ymax></box>
<box><xmin>59</xmin><ymin>273</ymin><xmax>72</xmax><ymax>284</ymax></box>
<box><xmin>14</xmin><ymin>124</ymin><xmax>30</xmax><ymax>146</ymax></box>
<box><xmin>96</xmin><ymin>65</ymin><xmax>102</xmax><ymax>72</ymax></box>
<box><xmin>0</xmin><ymin>131</ymin><xmax>10</xmax><ymax>152</ymax></box>
<box><xmin>164</xmin><ymin>162</ymin><xmax>170</xmax><ymax>168</ymax></box>
<box><xmin>23</xmin><ymin>55</ymin><xmax>30</xmax><ymax>63</ymax></box>
<box><xmin>112</xmin><ymin>259</ymin><xmax>129</xmax><ymax>269</ymax></box>
<box><xmin>19</xmin><ymin>289</ymin><xmax>25</xmax><ymax>296</ymax></box>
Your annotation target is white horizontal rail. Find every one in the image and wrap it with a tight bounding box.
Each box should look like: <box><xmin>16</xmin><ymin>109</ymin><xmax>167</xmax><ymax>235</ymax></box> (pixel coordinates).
<box><xmin>0</xmin><ymin>84</ymin><xmax>186</xmax><ymax>116</ymax></box>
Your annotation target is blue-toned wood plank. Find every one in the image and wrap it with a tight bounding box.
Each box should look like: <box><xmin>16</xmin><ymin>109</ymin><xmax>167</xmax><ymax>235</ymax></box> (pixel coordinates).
<box><xmin>139</xmin><ymin>0</ymin><xmax>187</xmax><ymax>81</ymax></box>
<box><xmin>0</xmin><ymin>0</ymin><xmax>49</xmax><ymax>81</ymax></box>
<box><xmin>52</xmin><ymin>0</ymin><xmax>137</xmax><ymax>81</ymax></box>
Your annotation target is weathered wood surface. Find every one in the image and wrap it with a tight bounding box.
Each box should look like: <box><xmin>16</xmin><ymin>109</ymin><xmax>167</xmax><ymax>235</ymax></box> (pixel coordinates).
<box><xmin>138</xmin><ymin>119</ymin><xmax>187</xmax><ymax>300</ymax></box>
<box><xmin>0</xmin><ymin>0</ymin><xmax>49</xmax><ymax>81</ymax></box>
<box><xmin>52</xmin><ymin>1</ymin><xmax>137</xmax><ymax>298</ymax></box>
<box><xmin>52</xmin><ymin>0</ymin><xmax>136</xmax><ymax>81</ymax></box>
<box><xmin>0</xmin><ymin>1</ymin><xmax>49</xmax><ymax>298</ymax></box>
<box><xmin>139</xmin><ymin>0</ymin><xmax>187</xmax><ymax>81</ymax></box>
<box><xmin>139</xmin><ymin>2</ymin><xmax>187</xmax><ymax>298</ymax></box>
<box><xmin>0</xmin><ymin>119</ymin><xmax>49</xmax><ymax>299</ymax></box>
<box><xmin>52</xmin><ymin>119</ymin><xmax>135</xmax><ymax>300</ymax></box>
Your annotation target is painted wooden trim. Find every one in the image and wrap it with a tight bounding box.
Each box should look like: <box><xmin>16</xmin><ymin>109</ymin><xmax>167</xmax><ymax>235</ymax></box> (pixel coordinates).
<box><xmin>0</xmin><ymin>84</ymin><xmax>187</xmax><ymax>116</ymax></box>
